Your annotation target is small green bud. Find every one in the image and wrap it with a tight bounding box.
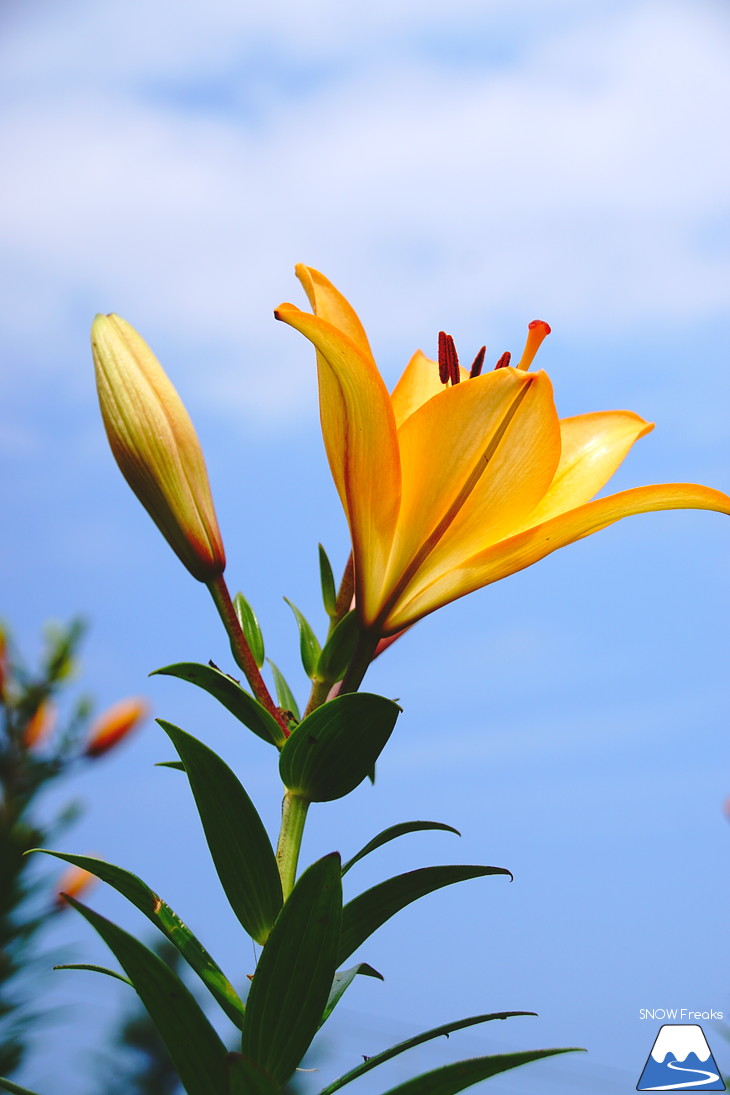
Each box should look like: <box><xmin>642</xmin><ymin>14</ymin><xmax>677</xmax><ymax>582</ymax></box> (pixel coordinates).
<box><xmin>233</xmin><ymin>593</ymin><xmax>265</xmax><ymax>669</ymax></box>
<box><xmin>316</xmin><ymin>611</ymin><xmax>359</xmax><ymax>683</ymax></box>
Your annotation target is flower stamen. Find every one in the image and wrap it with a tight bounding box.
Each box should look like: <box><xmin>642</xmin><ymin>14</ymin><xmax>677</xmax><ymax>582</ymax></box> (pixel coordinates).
<box><xmin>438</xmin><ymin>332</ymin><xmax>461</xmax><ymax>385</ymax></box>
<box><xmin>469</xmin><ymin>346</ymin><xmax>486</xmax><ymax>378</ymax></box>
<box><xmin>494</xmin><ymin>351</ymin><xmax>512</xmax><ymax>370</ymax></box>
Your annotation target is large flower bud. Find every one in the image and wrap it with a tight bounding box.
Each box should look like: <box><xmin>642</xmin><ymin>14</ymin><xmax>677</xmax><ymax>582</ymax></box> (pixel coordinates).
<box><xmin>92</xmin><ymin>315</ymin><xmax>226</xmax><ymax>582</ymax></box>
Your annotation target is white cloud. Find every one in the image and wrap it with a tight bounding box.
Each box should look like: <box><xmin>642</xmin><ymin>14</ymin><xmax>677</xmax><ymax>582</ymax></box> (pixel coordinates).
<box><xmin>1</xmin><ymin>0</ymin><xmax>728</xmax><ymax>422</ymax></box>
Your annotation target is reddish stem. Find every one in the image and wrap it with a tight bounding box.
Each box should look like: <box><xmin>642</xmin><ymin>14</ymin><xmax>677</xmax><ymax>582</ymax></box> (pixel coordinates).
<box><xmin>207</xmin><ymin>574</ymin><xmax>289</xmax><ymax>735</ymax></box>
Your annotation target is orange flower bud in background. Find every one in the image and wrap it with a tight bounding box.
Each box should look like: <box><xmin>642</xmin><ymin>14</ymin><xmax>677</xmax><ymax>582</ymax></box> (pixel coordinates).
<box><xmin>23</xmin><ymin>701</ymin><xmax>56</xmax><ymax>749</ymax></box>
<box><xmin>91</xmin><ymin>315</ymin><xmax>226</xmax><ymax>583</ymax></box>
<box><xmin>55</xmin><ymin>864</ymin><xmax>97</xmax><ymax>908</ymax></box>
<box><xmin>84</xmin><ymin>697</ymin><xmax>148</xmax><ymax>758</ymax></box>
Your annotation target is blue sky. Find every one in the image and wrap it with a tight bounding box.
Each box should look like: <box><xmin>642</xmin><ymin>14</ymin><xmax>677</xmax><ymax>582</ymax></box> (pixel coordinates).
<box><xmin>2</xmin><ymin>1</ymin><xmax>729</xmax><ymax>1092</ymax></box>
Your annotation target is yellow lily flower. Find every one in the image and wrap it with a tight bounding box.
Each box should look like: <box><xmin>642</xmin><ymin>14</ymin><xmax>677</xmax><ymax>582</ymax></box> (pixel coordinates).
<box><xmin>276</xmin><ymin>266</ymin><xmax>730</xmax><ymax>636</ymax></box>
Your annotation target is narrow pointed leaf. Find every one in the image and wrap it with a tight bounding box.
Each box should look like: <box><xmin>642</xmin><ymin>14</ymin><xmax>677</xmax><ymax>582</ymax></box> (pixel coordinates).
<box><xmin>342</xmin><ymin>821</ymin><xmax>461</xmax><ymax>876</ymax></box>
<box><xmin>233</xmin><ymin>592</ymin><xmax>265</xmax><ymax>668</ymax></box>
<box><xmin>284</xmin><ymin>599</ymin><xmax>322</xmax><ymax>679</ymax></box>
<box><xmin>267</xmin><ymin>658</ymin><xmax>301</xmax><ymax>722</ymax></box>
<box><xmin>378</xmin><ymin>1048</ymin><xmax>583</xmax><ymax>1095</ymax></box>
<box><xmin>320</xmin><ymin>963</ymin><xmax>383</xmax><ymax>1028</ymax></box>
<box><xmin>53</xmin><ymin>962</ymin><xmax>132</xmax><ymax>985</ymax></box>
<box><xmin>316</xmin><ymin>611</ymin><xmax>359</xmax><ymax>683</ymax></box>
<box><xmin>226</xmin><ymin>1053</ymin><xmax>280</xmax><ymax>1095</ymax></box>
<box><xmin>159</xmin><ymin>721</ymin><xmax>283</xmax><ymax>944</ymax></box>
<box><xmin>0</xmin><ymin>1080</ymin><xmax>45</xmax><ymax>1095</ymax></box>
<box><xmin>316</xmin><ymin>1012</ymin><xmax>537</xmax><ymax>1095</ymax></box>
<box><xmin>242</xmin><ymin>853</ymin><xmax>342</xmax><ymax>1084</ymax></box>
<box><xmin>156</xmin><ymin>759</ymin><xmax>186</xmax><ymax>770</ymax></box>
<box><xmin>339</xmin><ymin>865</ymin><xmax>512</xmax><ymax>965</ymax></box>
<box><xmin>153</xmin><ymin>662</ymin><xmax>285</xmax><ymax>747</ymax></box>
<box><xmin>34</xmin><ymin>848</ymin><xmax>245</xmax><ymax>1025</ymax></box>
<box><xmin>280</xmin><ymin>693</ymin><xmax>400</xmax><ymax>803</ymax></box>
<box><xmin>318</xmin><ymin>543</ymin><xmax>337</xmax><ymax>617</ymax></box>
<box><xmin>66</xmin><ymin>896</ymin><xmax>228</xmax><ymax>1095</ymax></box>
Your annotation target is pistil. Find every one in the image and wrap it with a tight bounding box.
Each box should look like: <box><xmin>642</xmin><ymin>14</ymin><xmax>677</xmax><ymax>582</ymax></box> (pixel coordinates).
<box><xmin>516</xmin><ymin>320</ymin><xmax>551</xmax><ymax>371</ymax></box>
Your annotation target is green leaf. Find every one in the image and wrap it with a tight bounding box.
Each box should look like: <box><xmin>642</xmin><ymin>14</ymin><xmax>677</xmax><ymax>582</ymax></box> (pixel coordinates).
<box><xmin>279</xmin><ymin>693</ymin><xmax>401</xmax><ymax>803</ymax></box>
<box><xmin>233</xmin><ymin>592</ymin><xmax>265</xmax><ymax>669</ymax></box>
<box><xmin>67</xmin><ymin>896</ymin><xmax>229</xmax><ymax>1095</ymax></box>
<box><xmin>284</xmin><ymin>599</ymin><xmax>322</xmax><ymax>680</ymax></box>
<box><xmin>339</xmin><ymin>864</ymin><xmax>512</xmax><ymax>965</ymax></box>
<box><xmin>34</xmin><ymin>848</ymin><xmax>245</xmax><ymax>1026</ymax></box>
<box><xmin>156</xmin><ymin>760</ymin><xmax>185</xmax><ymax>770</ymax></box>
<box><xmin>53</xmin><ymin>962</ymin><xmax>132</xmax><ymax>985</ymax></box>
<box><xmin>158</xmin><ymin>722</ymin><xmax>283</xmax><ymax>944</ymax></box>
<box><xmin>320</xmin><ymin>963</ymin><xmax>383</xmax><ymax>1028</ymax></box>
<box><xmin>226</xmin><ymin>1054</ymin><xmax>280</xmax><ymax>1095</ymax></box>
<box><xmin>242</xmin><ymin>853</ymin><xmax>342</xmax><ymax>1084</ymax></box>
<box><xmin>315</xmin><ymin>1012</ymin><xmax>538</xmax><ymax>1095</ymax></box>
<box><xmin>152</xmin><ymin>662</ymin><xmax>285</xmax><ymax>748</ymax></box>
<box><xmin>341</xmin><ymin>821</ymin><xmax>461</xmax><ymax>876</ymax></box>
<box><xmin>316</xmin><ymin>611</ymin><xmax>359</xmax><ymax>683</ymax></box>
<box><xmin>267</xmin><ymin>658</ymin><xmax>301</xmax><ymax>723</ymax></box>
<box><xmin>0</xmin><ymin>1077</ymin><xmax>46</xmax><ymax>1095</ymax></box>
<box><xmin>377</xmin><ymin>1048</ymin><xmax>583</xmax><ymax>1095</ymax></box>
<box><xmin>318</xmin><ymin>544</ymin><xmax>337</xmax><ymax>617</ymax></box>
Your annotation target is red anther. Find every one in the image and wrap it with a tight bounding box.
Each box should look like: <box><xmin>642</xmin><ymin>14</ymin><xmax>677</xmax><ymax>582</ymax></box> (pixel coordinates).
<box><xmin>438</xmin><ymin>332</ymin><xmax>450</xmax><ymax>384</ymax></box>
<box><xmin>494</xmin><ymin>351</ymin><xmax>512</xmax><ymax>370</ymax></box>
<box><xmin>469</xmin><ymin>346</ymin><xmax>486</xmax><ymax>378</ymax></box>
<box><xmin>438</xmin><ymin>332</ymin><xmax>460</xmax><ymax>385</ymax></box>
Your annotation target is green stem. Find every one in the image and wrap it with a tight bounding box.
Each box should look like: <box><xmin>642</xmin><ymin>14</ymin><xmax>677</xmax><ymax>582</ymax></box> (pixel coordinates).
<box><xmin>338</xmin><ymin>628</ymin><xmax>380</xmax><ymax>695</ymax></box>
<box><xmin>302</xmin><ymin>676</ymin><xmax>333</xmax><ymax>719</ymax></box>
<box><xmin>206</xmin><ymin>574</ymin><xmax>288</xmax><ymax>734</ymax></box>
<box><xmin>302</xmin><ymin>553</ymin><xmax>359</xmax><ymax>719</ymax></box>
<box><xmin>276</xmin><ymin>790</ymin><xmax>310</xmax><ymax>900</ymax></box>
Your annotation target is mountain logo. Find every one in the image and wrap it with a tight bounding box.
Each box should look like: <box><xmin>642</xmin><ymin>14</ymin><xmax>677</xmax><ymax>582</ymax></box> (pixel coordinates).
<box><xmin>637</xmin><ymin>1024</ymin><xmax>725</xmax><ymax>1090</ymax></box>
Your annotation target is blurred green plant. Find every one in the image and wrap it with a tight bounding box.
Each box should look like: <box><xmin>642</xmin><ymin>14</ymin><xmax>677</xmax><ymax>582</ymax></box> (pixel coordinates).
<box><xmin>0</xmin><ymin>620</ymin><xmax>147</xmax><ymax>1080</ymax></box>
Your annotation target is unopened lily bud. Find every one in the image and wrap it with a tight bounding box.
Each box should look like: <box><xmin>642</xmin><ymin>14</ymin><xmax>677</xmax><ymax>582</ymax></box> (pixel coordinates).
<box><xmin>91</xmin><ymin>315</ymin><xmax>226</xmax><ymax>582</ymax></box>
<box><xmin>84</xmin><ymin>696</ymin><xmax>148</xmax><ymax>758</ymax></box>
<box><xmin>55</xmin><ymin>864</ymin><xmax>96</xmax><ymax>907</ymax></box>
<box><xmin>24</xmin><ymin>701</ymin><xmax>56</xmax><ymax>749</ymax></box>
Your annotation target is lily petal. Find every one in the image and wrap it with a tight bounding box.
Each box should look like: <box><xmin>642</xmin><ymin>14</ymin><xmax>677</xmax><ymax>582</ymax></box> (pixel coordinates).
<box><xmin>516</xmin><ymin>410</ymin><xmax>654</xmax><ymax>529</ymax></box>
<box><xmin>381</xmin><ymin>370</ymin><xmax>560</xmax><ymax>624</ymax></box>
<box><xmin>295</xmin><ymin>265</ymin><xmax>377</xmax><ymax>369</ymax></box>
<box><xmin>275</xmin><ymin>303</ymin><xmax>401</xmax><ymax>623</ymax></box>
<box><xmin>390</xmin><ymin>350</ymin><xmax>468</xmax><ymax>428</ymax></box>
<box><xmin>390</xmin><ymin>482</ymin><xmax>730</xmax><ymax>631</ymax></box>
